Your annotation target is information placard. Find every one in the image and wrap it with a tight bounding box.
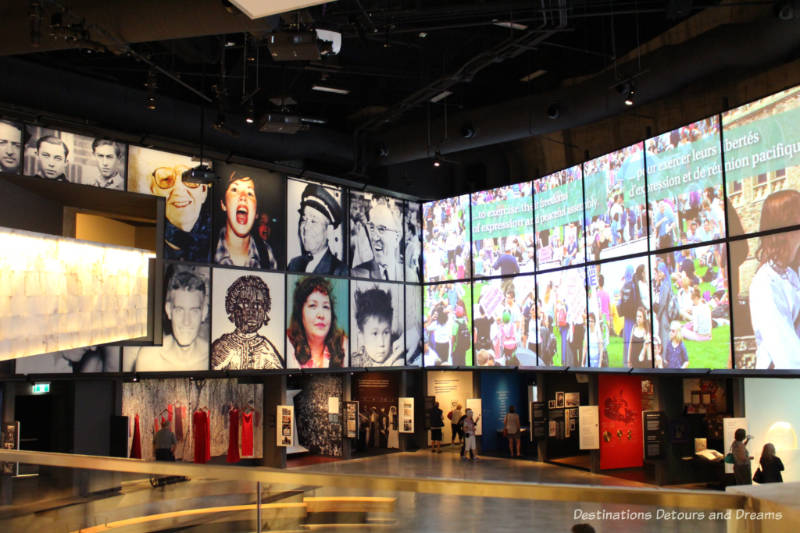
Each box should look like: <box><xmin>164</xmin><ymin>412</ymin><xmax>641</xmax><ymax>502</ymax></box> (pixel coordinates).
<box><xmin>399</xmin><ymin>397</ymin><xmax>415</xmax><ymax>433</ymax></box>
<box><xmin>578</xmin><ymin>405</ymin><xmax>599</xmax><ymax>450</ymax></box>
<box><xmin>277</xmin><ymin>406</ymin><xmax>294</xmax><ymax>447</ymax></box>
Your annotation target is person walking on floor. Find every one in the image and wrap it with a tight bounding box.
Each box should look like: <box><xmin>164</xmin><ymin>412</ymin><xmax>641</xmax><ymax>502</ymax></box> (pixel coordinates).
<box><xmin>430</xmin><ymin>401</ymin><xmax>444</xmax><ymax>453</ymax></box>
<box><xmin>755</xmin><ymin>443</ymin><xmax>784</xmax><ymax>483</ymax></box>
<box><xmin>504</xmin><ymin>405</ymin><xmax>521</xmax><ymax>457</ymax></box>
<box><xmin>450</xmin><ymin>404</ymin><xmax>463</xmax><ymax>446</ymax></box>
<box><xmin>462</xmin><ymin>408</ymin><xmax>480</xmax><ymax>461</ymax></box>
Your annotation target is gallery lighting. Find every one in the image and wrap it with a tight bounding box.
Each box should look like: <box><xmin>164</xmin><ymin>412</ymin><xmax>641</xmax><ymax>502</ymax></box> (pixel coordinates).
<box><xmin>228</xmin><ymin>1</ymin><xmax>336</xmax><ymax>21</ymax></box>
<box><xmin>300</xmin><ymin>116</ymin><xmax>327</xmax><ymax>125</ymax></box>
<box><xmin>520</xmin><ymin>69</ymin><xmax>547</xmax><ymax>82</ymax></box>
<box><xmin>144</xmin><ymin>69</ymin><xmax>158</xmax><ymax>111</ymax></box>
<box><xmin>0</xmin><ymin>227</ymin><xmax>153</xmax><ymax>362</ymax></box>
<box><xmin>245</xmin><ymin>102</ymin><xmax>256</xmax><ymax>125</ymax></box>
<box><xmin>429</xmin><ymin>90</ymin><xmax>453</xmax><ymax>103</ymax></box>
<box><xmin>493</xmin><ymin>20</ymin><xmax>528</xmax><ymax>31</ymax></box>
<box><xmin>433</xmin><ymin>151</ymin><xmax>442</xmax><ymax>167</ymax></box>
<box><xmin>624</xmin><ymin>87</ymin><xmax>636</xmax><ymax>106</ymax></box>
<box><xmin>311</xmin><ymin>84</ymin><xmax>350</xmax><ymax>95</ymax></box>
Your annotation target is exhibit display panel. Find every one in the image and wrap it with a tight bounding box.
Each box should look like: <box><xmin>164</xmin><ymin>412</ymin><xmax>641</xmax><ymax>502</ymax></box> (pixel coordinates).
<box><xmin>287</xmin><ymin>373</ymin><xmax>344</xmax><ymax>456</ymax></box>
<box><xmin>128</xmin><ymin>145</ymin><xmax>212</xmax><ymax>263</ymax></box>
<box><xmin>423</xmin><ymin>282</ymin><xmax>473</xmax><ymax>366</ymax></box>
<box><xmin>121</xmin><ymin>377</ymin><xmax>263</xmax><ymax>463</ymax></box>
<box><xmin>586</xmin><ymin>256</ymin><xmax>652</xmax><ymax>368</ymax></box>
<box><xmin>350</xmin><ymin>280</ymin><xmax>404</xmax><ymax>367</ymax></box>
<box><xmin>123</xmin><ymin>263</ymin><xmax>211</xmax><ymax>372</ymax></box>
<box><xmin>286</xmin><ymin>178</ymin><xmax>347</xmax><ymax>277</ymax></box>
<box><xmin>472</xmin><ymin>275</ymin><xmax>537</xmax><ymax>366</ymax></box>
<box><xmin>645</xmin><ymin>116</ymin><xmax>725</xmax><ymax>250</ymax></box>
<box><xmin>24</xmin><ymin>125</ymin><xmax>127</xmax><ymax>189</ymax></box>
<box><xmin>723</xmin><ymin>83</ymin><xmax>800</xmax><ymax>237</ymax></box>
<box><xmin>211</xmin><ymin>267</ymin><xmax>285</xmax><ymax>370</ymax></box>
<box><xmin>534</xmin><ymin>266</ymin><xmax>587</xmax><ymax>367</ymax></box>
<box><xmin>744</xmin><ymin>378</ymin><xmax>800</xmax><ymax>483</ymax></box>
<box><xmin>404</xmin><ymin>201</ymin><xmax>423</xmax><ymax>283</ymax></box>
<box><xmin>349</xmin><ymin>190</ymin><xmax>405</xmax><ymax>281</ymax></box>
<box><xmin>286</xmin><ymin>274</ymin><xmax>349</xmax><ymax>369</ymax></box>
<box><xmin>470</xmin><ymin>181</ymin><xmax>534</xmax><ymax>277</ymax></box>
<box><xmin>0</xmin><ymin>227</ymin><xmax>151</xmax><ymax>361</ymax></box>
<box><xmin>212</xmin><ymin>162</ymin><xmax>286</xmax><ymax>271</ymax></box>
<box><xmin>353</xmin><ymin>372</ymin><xmax>401</xmax><ymax>450</ymax></box>
<box><xmin>405</xmin><ymin>284</ymin><xmax>423</xmax><ymax>367</ymax></box>
<box><xmin>422</xmin><ymin>194</ymin><xmax>471</xmax><ymax>282</ymax></box>
<box><xmin>583</xmin><ymin>142</ymin><xmax>647</xmax><ymax>261</ymax></box>
<box><xmin>426</xmin><ymin>370</ymin><xmax>475</xmax><ymax>445</ymax></box>
<box><xmin>732</xmin><ymin>228</ymin><xmax>800</xmax><ymax>369</ymax></box>
<box><xmin>649</xmin><ymin>243</ymin><xmax>731</xmax><ymax>369</ymax></box>
<box><xmin>598</xmin><ymin>374</ymin><xmax>643</xmax><ymax>470</ymax></box>
<box><xmin>533</xmin><ymin>165</ymin><xmax>585</xmax><ymax>270</ymax></box>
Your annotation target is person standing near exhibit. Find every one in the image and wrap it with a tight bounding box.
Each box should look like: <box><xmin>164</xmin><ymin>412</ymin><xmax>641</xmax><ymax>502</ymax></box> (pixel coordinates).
<box><xmin>215</xmin><ymin>172</ymin><xmax>277</xmax><ymax>269</ymax></box>
<box><xmin>288</xmin><ymin>184</ymin><xmax>348</xmax><ymax>276</ymax></box>
<box><xmin>90</xmin><ymin>138</ymin><xmax>124</xmax><ymax>189</ymax></box>
<box><xmin>450</xmin><ymin>404</ymin><xmax>463</xmax><ymax>447</ymax></box>
<box><xmin>503</xmin><ymin>405</ymin><xmax>521</xmax><ymax>457</ymax></box>
<box><xmin>748</xmin><ymin>190</ymin><xmax>800</xmax><ymax>369</ymax></box>
<box><xmin>730</xmin><ymin>428</ymin><xmax>754</xmax><ymax>485</ymax></box>
<box><xmin>756</xmin><ymin>443</ymin><xmax>784</xmax><ymax>483</ymax></box>
<box><xmin>0</xmin><ymin>119</ymin><xmax>24</xmax><ymax>174</ymax></box>
<box><xmin>430</xmin><ymin>401</ymin><xmax>444</xmax><ymax>453</ymax></box>
<box><xmin>154</xmin><ymin>419</ymin><xmax>177</xmax><ymax>461</ymax></box>
<box><xmin>462</xmin><ymin>408</ymin><xmax>480</xmax><ymax>461</ymax></box>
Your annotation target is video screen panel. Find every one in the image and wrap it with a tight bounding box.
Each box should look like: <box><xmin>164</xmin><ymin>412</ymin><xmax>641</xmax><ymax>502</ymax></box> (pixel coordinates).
<box><xmin>534</xmin><ymin>267</ymin><xmax>587</xmax><ymax>367</ymax></box>
<box><xmin>731</xmin><ymin>229</ymin><xmax>800</xmax><ymax>369</ymax></box>
<box><xmin>211</xmin><ymin>268</ymin><xmax>285</xmax><ymax>370</ymax></box>
<box><xmin>349</xmin><ymin>191</ymin><xmax>405</xmax><ymax>281</ymax></box>
<box><xmin>583</xmin><ymin>142</ymin><xmax>647</xmax><ymax>261</ymax></box>
<box><xmin>350</xmin><ymin>280</ymin><xmax>404</xmax><ymax>367</ymax></box>
<box><xmin>405</xmin><ymin>284</ymin><xmax>423</xmax><ymax>366</ymax></box>
<box><xmin>123</xmin><ymin>263</ymin><xmax>210</xmax><ymax>372</ymax></box>
<box><xmin>286</xmin><ymin>178</ymin><xmax>347</xmax><ymax>276</ymax></box>
<box><xmin>723</xmin><ymin>84</ymin><xmax>800</xmax><ymax>237</ymax></box>
<box><xmin>24</xmin><ymin>126</ymin><xmax>127</xmax><ymax>189</ymax></box>
<box><xmin>212</xmin><ymin>162</ymin><xmax>286</xmax><ymax>271</ymax></box>
<box><xmin>423</xmin><ymin>282</ymin><xmax>472</xmax><ymax>366</ymax></box>
<box><xmin>285</xmin><ymin>274</ymin><xmax>349</xmax><ymax>369</ymax></box>
<box><xmin>472</xmin><ymin>275</ymin><xmax>537</xmax><ymax>366</ymax></box>
<box><xmin>17</xmin><ymin>346</ymin><xmax>120</xmax><ymax>374</ymax></box>
<box><xmin>649</xmin><ymin>243</ymin><xmax>731</xmax><ymax>369</ymax></box>
<box><xmin>646</xmin><ymin>116</ymin><xmax>725</xmax><ymax>250</ymax></box>
<box><xmin>404</xmin><ymin>201</ymin><xmax>423</xmax><ymax>283</ymax></box>
<box><xmin>422</xmin><ymin>194</ymin><xmax>471</xmax><ymax>282</ymax></box>
<box><xmin>0</xmin><ymin>118</ymin><xmax>24</xmax><ymax>175</ymax></box>
<box><xmin>128</xmin><ymin>145</ymin><xmax>211</xmax><ymax>263</ymax></box>
<box><xmin>471</xmin><ymin>182</ymin><xmax>534</xmax><ymax>277</ymax></box>
<box><xmin>586</xmin><ymin>257</ymin><xmax>651</xmax><ymax>368</ymax></box>
<box><xmin>533</xmin><ymin>166</ymin><xmax>584</xmax><ymax>270</ymax></box>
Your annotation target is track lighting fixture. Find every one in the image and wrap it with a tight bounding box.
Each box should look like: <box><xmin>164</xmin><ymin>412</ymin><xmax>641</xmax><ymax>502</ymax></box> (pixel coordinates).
<box><xmin>624</xmin><ymin>86</ymin><xmax>635</xmax><ymax>106</ymax></box>
<box><xmin>245</xmin><ymin>101</ymin><xmax>255</xmax><ymax>124</ymax></box>
<box><xmin>433</xmin><ymin>151</ymin><xmax>442</xmax><ymax>167</ymax></box>
<box><xmin>144</xmin><ymin>69</ymin><xmax>158</xmax><ymax>110</ymax></box>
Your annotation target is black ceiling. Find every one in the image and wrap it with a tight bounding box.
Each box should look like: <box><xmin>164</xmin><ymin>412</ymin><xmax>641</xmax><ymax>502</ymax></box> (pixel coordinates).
<box><xmin>1</xmin><ymin>0</ymin><xmax>796</xmax><ymax>198</ymax></box>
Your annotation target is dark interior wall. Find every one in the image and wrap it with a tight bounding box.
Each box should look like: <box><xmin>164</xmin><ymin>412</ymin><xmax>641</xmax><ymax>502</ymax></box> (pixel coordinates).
<box><xmin>0</xmin><ymin>178</ymin><xmax>62</xmax><ymax>235</ymax></box>
<box><xmin>543</xmin><ymin>373</ymin><xmax>589</xmax><ymax>459</ymax></box>
<box><xmin>72</xmin><ymin>381</ymin><xmax>115</xmax><ymax>456</ymax></box>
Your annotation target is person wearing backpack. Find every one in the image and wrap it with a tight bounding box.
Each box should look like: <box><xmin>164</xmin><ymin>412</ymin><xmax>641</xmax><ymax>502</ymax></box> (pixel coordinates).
<box><xmin>618</xmin><ymin>265</ymin><xmax>639</xmax><ymax>365</ymax></box>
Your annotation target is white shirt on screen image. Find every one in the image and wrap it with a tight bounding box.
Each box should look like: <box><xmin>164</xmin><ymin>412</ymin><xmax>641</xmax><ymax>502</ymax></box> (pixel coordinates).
<box><xmin>750</xmin><ymin>262</ymin><xmax>800</xmax><ymax>369</ymax></box>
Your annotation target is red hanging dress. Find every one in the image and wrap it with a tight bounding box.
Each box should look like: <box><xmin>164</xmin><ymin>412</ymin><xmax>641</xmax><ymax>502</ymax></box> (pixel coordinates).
<box><xmin>193</xmin><ymin>410</ymin><xmax>208</xmax><ymax>464</ymax></box>
<box><xmin>227</xmin><ymin>408</ymin><xmax>240</xmax><ymax>463</ymax></box>
<box><xmin>175</xmin><ymin>406</ymin><xmax>184</xmax><ymax>441</ymax></box>
<box><xmin>241</xmin><ymin>411</ymin><xmax>254</xmax><ymax>457</ymax></box>
<box><xmin>130</xmin><ymin>414</ymin><xmax>142</xmax><ymax>459</ymax></box>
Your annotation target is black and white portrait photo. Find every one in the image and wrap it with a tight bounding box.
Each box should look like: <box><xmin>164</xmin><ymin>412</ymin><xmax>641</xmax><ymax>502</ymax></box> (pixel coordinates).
<box><xmin>213</xmin><ymin>162</ymin><xmax>286</xmax><ymax>271</ymax></box>
<box><xmin>350</xmin><ymin>191</ymin><xmax>404</xmax><ymax>281</ymax></box>
<box><xmin>23</xmin><ymin>126</ymin><xmax>127</xmax><ymax>189</ymax></box>
<box><xmin>405</xmin><ymin>284</ymin><xmax>423</xmax><ymax>366</ymax></box>
<box><xmin>0</xmin><ymin>118</ymin><xmax>25</xmax><ymax>175</ymax></box>
<box><xmin>16</xmin><ymin>345</ymin><xmax>121</xmax><ymax>374</ymax></box>
<box><xmin>127</xmin><ymin>145</ymin><xmax>211</xmax><ymax>263</ymax></box>
<box><xmin>211</xmin><ymin>268</ymin><xmax>285</xmax><ymax>370</ymax></box>
<box><xmin>404</xmin><ymin>201</ymin><xmax>422</xmax><ymax>283</ymax></box>
<box><xmin>286</xmin><ymin>179</ymin><xmax>347</xmax><ymax>276</ymax></box>
<box><xmin>123</xmin><ymin>263</ymin><xmax>210</xmax><ymax>372</ymax></box>
<box><xmin>350</xmin><ymin>280</ymin><xmax>404</xmax><ymax>368</ymax></box>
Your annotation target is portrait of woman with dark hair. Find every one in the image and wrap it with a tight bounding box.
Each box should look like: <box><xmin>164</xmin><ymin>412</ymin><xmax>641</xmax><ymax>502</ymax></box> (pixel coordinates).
<box><xmin>749</xmin><ymin>190</ymin><xmax>800</xmax><ymax>369</ymax></box>
<box><xmin>286</xmin><ymin>276</ymin><xmax>348</xmax><ymax>368</ymax></box>
<box><xmin>350</xmin><ymin>283</ymin><xmax>404</xmax><ymax>367</ymax></box>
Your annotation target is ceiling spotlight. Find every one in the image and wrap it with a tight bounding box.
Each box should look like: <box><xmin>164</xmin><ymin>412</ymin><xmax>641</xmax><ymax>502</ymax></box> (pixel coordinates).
<box><xmin>145</xmin><ymin>94</ymin><xmax>157</xmax><ymax>111</ymax></box>
<box><xmin>429</xmin><ymin>90</ymin><xmax>453</xmax><ymax>103</ymax></box>
<box><xmin>144</xmin><ymin>69</ymin><xmax>158</xmax><ymax>110</ymax></box>
<box><xmin>245</xmin><ymin>102</ymin><xmax>255</xmax><ymax>124</ymax></box>
<box><xmin>418</xmin><ymin>31</ymin><xmax>428</xmax><ymax>38</ymax></box>
<box><xmin>624</xmin><ymin>87</ymin><xmax>636</xmax><ymax>106</ymax></box>
<box><xmin>547</xmin><ymin>104</ymin><xmax>560</xmax><ymax>119</ymax></box>
<box><xmin>433</xmin><ymin>151</ymin><xmax>442</xmax><ymax>167</ymax></box>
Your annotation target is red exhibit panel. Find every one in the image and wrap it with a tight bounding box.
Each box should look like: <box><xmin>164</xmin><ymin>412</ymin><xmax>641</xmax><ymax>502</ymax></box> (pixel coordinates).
<box><xmin>598</xmin><ymin>374</ymin><xmax>643</xmax><ymax>470</ymax></box>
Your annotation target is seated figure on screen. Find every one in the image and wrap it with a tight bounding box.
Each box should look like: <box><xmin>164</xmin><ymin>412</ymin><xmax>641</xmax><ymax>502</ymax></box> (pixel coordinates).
<box><xmin>91</xmin><ymin>139</ymin><xmax>124</xmax><ymax>189</ymax></box>
<box><xmin>212</xmin><ymin>275</ymin><xmax>283</xmax><ymax>370</ymax></box>
<box><xmin>352</xmin><ymin>200</ymin><xmax>402</xmax><ymax>280</ymax></box>
<box><xmin>215</xmin><ymin>172</ymin><xmax>277</xmax><ymax>269</ymax></box>
<box><xmin>149</xmin><ymin>164</ymin><xmax>211</xmax><ymax>262</ymax></box>
<box><xmin>749</xmin><ymin>190</ymin><xmax>800</xmax><ymax>369</ymax></box>
<box><xmin>288</xmin><ymin>184</ymin><xmax>347</xmax><ymax>276</ymax></box>
<box><xmin>34</xmin><ymin>135</ymin><xmax>68</xmax><ymax>182</ymax></box>
<box><xmin>0</xmin><ymin>120</ymin><xmax>24</xmax><ymax>174</ymax></box>
<box><xmin>351</xmin><ymin>287</ymin><xmax>403</xmax><ymax>367</ymax></box>
<box><xmin>129</xmin><ymin>270</ymin><xmax>208</xmax><ymax>371</ymax></box>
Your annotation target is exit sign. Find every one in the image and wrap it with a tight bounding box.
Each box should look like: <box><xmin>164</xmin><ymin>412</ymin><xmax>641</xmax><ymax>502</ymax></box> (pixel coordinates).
<box><xmin>32</xmin><ymin>382</ymin><xmax>50</xmax><ymax>394</ymax></box>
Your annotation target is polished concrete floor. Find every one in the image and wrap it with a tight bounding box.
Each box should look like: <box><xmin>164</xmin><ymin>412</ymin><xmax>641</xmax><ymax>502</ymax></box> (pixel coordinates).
<box><xmin>1</xmin><ymin>450</ymin><xmax>792</xmax><ymax>532</ymax></box>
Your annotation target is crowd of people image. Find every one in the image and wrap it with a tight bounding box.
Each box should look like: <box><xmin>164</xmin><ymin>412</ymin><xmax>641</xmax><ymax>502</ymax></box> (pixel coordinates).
<box><xmin>423</xmin><ymin>196</ymin><xmax>472</xmax><ymax>281</ymax></box>
<box><xmin>534</xmin><ymin>166</ymin><xmax>584</xmax><ymax>269</ymax></box>
<box><xmin>423</xmin><ymin>283</ymin><xmax>472</xmax><ymax>366</ymax></box>
<box><xmin>472</xmin><ymin>278</ymin><xmax>537</xmax><ymax>366</ymax></box>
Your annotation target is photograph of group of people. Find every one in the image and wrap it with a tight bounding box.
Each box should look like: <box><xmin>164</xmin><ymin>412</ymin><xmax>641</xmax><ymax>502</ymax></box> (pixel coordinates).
<box><xmin>0</xmin><ymin>121</ymin><xmax>127</xmax><ymax>188</ymax></box>
<box><xmin>472</xmin><ymin>276</ymin><xmax>537</xmax><ymax>366</ymax></box>
<box><xmin>423</xmin><ymin>195</ymin><xmax>471</xmax><ymax>282</ymax></box>
<box><xmin>535</xmin><ymin>268</ymin><xmax>587</xmax><ymax>367</ymax></box>
<box><xmin>423</xmin><ymin>282</ymin><xmax>473</xmax><ymax>366</ymax></box>
<box><xmin>471</xmin><ymin>182</ymin><xmax>535</xmax><ymax>277</ymax></box>
<box><xmin>533</xmin><ymin>165</ymin><xmax>585</xmax><ymax>270</ymax></box>
<box><xmin>583</xmin><ymin>142</ymin><xmax>648</xmax><ymax>261</ymax></box>
<box><xmin>645</xmin><ymin>117</ymin><xmax>726</xmax><ymax>251</ymax></box>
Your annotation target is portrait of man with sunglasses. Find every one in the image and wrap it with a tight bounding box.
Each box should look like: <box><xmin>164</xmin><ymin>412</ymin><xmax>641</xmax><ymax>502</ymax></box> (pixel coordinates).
<box><xmin>350</xmin><ymin>193</ymin><xmax>404</xmax><ymax>281</ymax></box>
<box><xmin>127</xmin><ymin>146</ymin><xmax>212</xmax><ymax>262</ymax></box>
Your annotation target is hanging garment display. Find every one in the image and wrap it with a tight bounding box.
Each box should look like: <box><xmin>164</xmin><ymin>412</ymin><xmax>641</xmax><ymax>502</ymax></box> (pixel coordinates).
<box><xmin>227</xmin><ymin>408</ymin><xmax>240</xmax><ymax>463</ymax></box>
<box><xmin>241</xmin><ymin>410</ymin><xmax>253</xmax><ymax>457</ymax></box>
<box><xmin>130</xmin><ymin>414</ymin><xmax>142</xmax><ymax>459</ymax></box>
